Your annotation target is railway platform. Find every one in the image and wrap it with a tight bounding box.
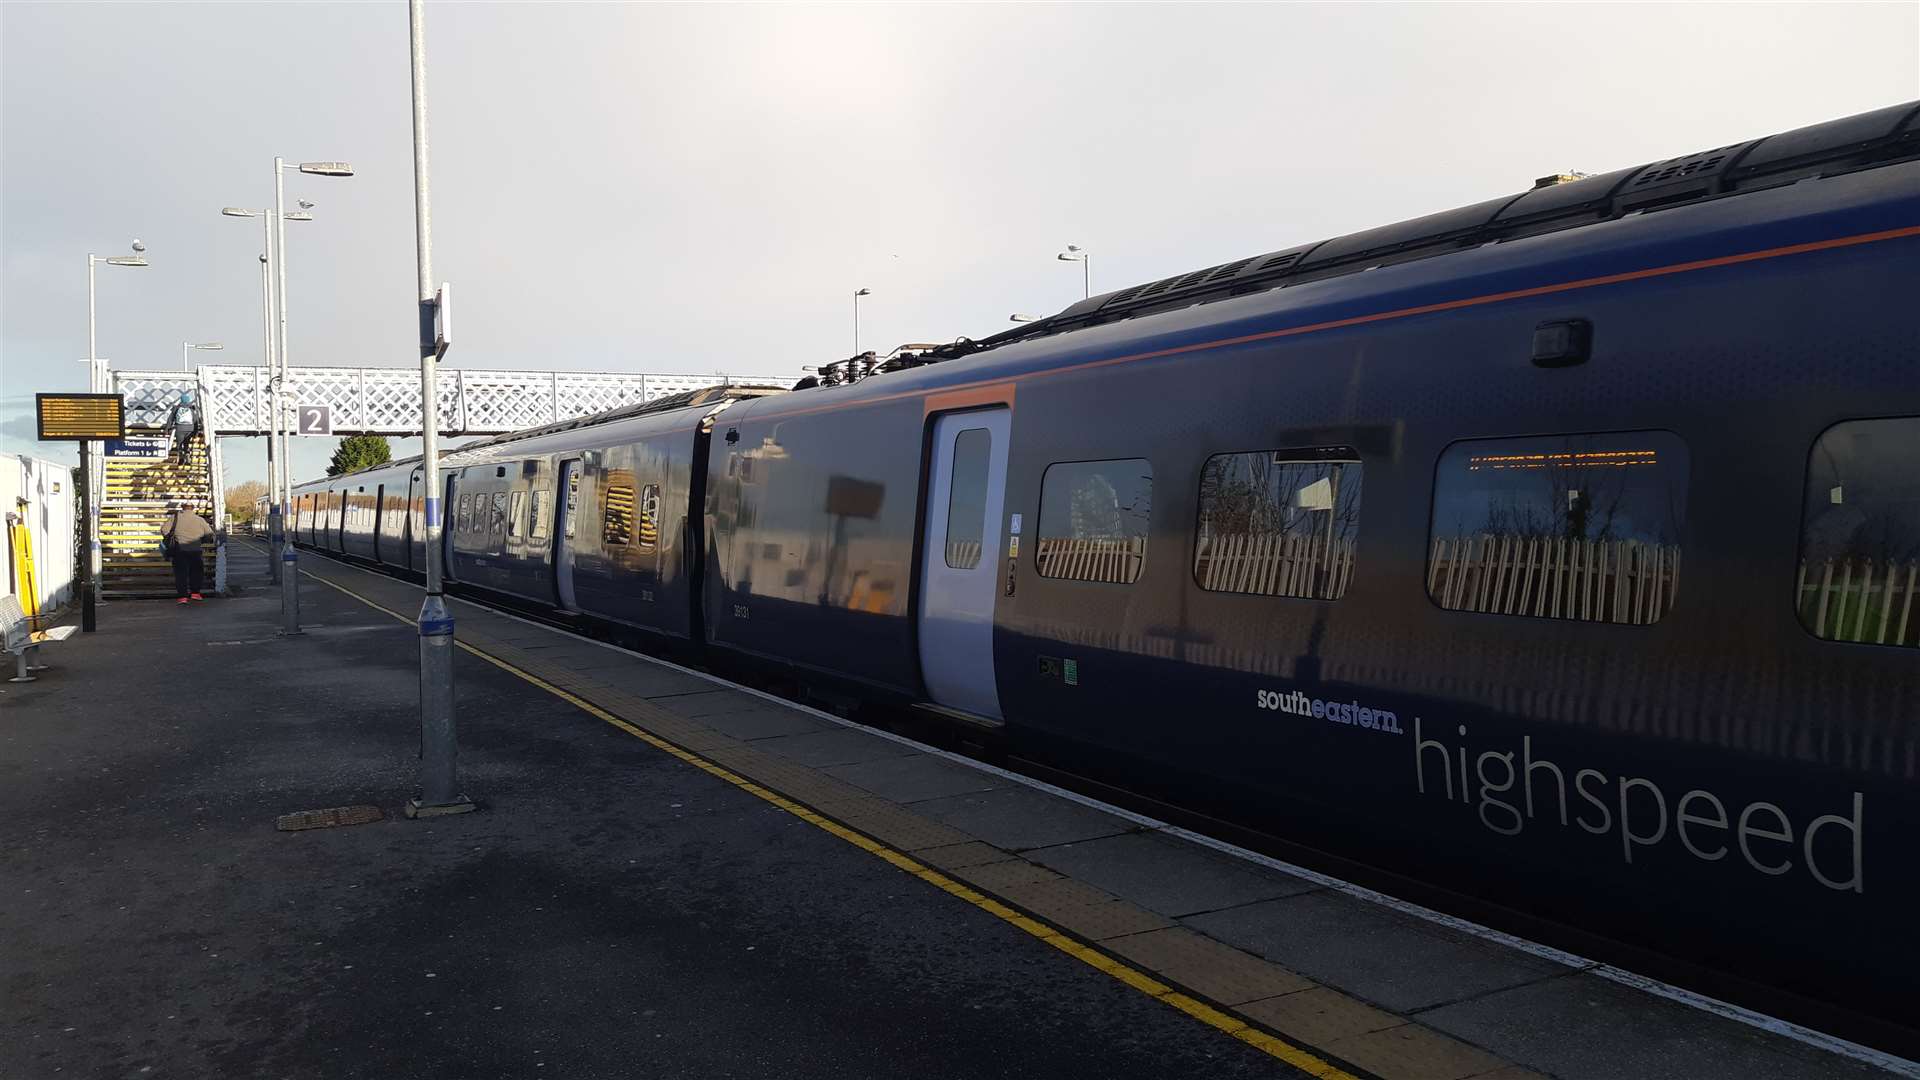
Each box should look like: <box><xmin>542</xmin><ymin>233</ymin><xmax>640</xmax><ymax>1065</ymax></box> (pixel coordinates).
<box><xmin>1</xmin><ymin>543</ymin><xmax>1909</xmax><ymax>1080</ymax></box>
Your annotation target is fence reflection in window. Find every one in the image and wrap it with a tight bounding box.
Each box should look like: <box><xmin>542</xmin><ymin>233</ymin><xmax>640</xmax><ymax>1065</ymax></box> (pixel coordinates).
<box><xmin>1035</xmin><ymin>458</ymin><xmax>1151</xmax><ymax>584</ymax></box>
<box><xmin>945</xmin><ymin>428</ymin><xmax>991</xmax><ymax>569</ymax></box>
<box><xmin>1427</xmin><ymin>431</ymin><xmax>1689</xmax><ymax>623</ymax></box>
<box><xmin>1195</xmin><ymin>449</ymin><xmax>1360</xmax><ymax>599</ymax></box>
<box><xmin>1798</xmin><ymin>417</ymin><xmax>1920</xmax><ymax>648</ymax></box>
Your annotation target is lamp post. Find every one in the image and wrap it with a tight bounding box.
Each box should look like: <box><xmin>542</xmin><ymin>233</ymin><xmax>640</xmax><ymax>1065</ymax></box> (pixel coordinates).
<box><xmin>182</xmin><ymin>341</ymin><xmax>224</xmax><ymax>370</ymax></box>
<box><xmin>222</xmin><ymin>206</ymin><xmax>313</xmax><ymax>584</ymax></box>
<box><xmin>1057</xmin><ymin>244</ymin><xmax>1089</xmax><ymax>299</ymax></box>
<box><xmin>267</xmin><ymin>159</ymin><xmax>352</xmax><ymax>635</ymax></box>
<box><xmin>406</xmin><ymin>0</ymin><xmax>473</xmax><ymax>818</ymax></box>
<box><xmin>79</xmin><ymin>242</ymin><xmax>149</xmax><ymax>633</ymax></box>
<box><xmin>853</xmin><ymin>287</ymin><xmax>871</xmax><ymax>355</ymax></box>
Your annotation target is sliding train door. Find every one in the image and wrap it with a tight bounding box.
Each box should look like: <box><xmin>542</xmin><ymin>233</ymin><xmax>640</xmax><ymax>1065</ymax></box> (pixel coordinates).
<box><xmin>552</xmin><ymin>459</ymin><xmax>581</xmax><ymax>612</ymax></box>
<box><xmin>916</xmin><ymin>409</ymin><xmax>1010</xmax><ymax>720</ymax></box>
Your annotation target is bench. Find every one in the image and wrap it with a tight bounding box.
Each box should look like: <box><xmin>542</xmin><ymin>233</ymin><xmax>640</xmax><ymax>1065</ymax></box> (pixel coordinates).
<box><xmin>2</xmin><ymin>594</ymin><xmax>76</xmax><ymax>683</ymax></box>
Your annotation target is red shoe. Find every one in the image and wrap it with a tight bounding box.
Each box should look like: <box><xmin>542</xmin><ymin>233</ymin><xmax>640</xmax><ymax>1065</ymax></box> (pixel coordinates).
<box><xmin>176</xmin><ymin>597</ymin><xmax>191</xmax><ymax>605</ymax></box>
<box><xmin>189</xmin><ymin>593</ymin><xmax>206</xmax><ymax>602</ymax></box>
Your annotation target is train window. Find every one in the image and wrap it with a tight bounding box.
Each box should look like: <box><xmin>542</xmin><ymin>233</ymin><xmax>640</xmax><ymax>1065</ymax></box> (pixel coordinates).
<box><xmin>1035</xmin><ymin>458</ymin><xmax>1152</xmax><ymax>584</ymax></box>
<box><xmin>507</xmin><ymin>491</ymin><xmax>525</xmax><ymax>538</ymax></box>
<box><xmin>1797</xmin><ymin>417</ymin><xmax>1920</xmax><ymax>648</ymax></box>
<box><xmin>491</xmin><ymin>491</ymin><xmax>508</xmax><ymax>536</ymax></box>
<box><xmin>456</xmin><ymin>493</ymin><xmax>472</xmax><ymax>533</ymax></box>
<box><xmin>603</xmin><ymin>483</ymin><xmax>635</xmax><ymax>546</ymax></box>
<box><xmin>564</xmin><ymin>471</ymin><xmax>580</xmax><ymax>540</ymax></box>
<box><xmin>637</xmin><ymin>484</ymin><xmax>661</xmax><ymax>551</ymax></box>
<box><xmin>529</xmin><ymin>489</ymin><xmax>550</xmax><ymax>541</ymax></box>
<box><xmin>1427</xmin><ymin>431</ymin><xmax>1689</xmax><ymax>623</ymax></box>
<box><xmin>945</xmin><ymin>428</ymin><xmax>991</xmax><ymax>569</ymax></box>
<box><xmin>1194</xmin><ymin>449</ymin><xmax>1361</xmax><ymax>599</ymax></box>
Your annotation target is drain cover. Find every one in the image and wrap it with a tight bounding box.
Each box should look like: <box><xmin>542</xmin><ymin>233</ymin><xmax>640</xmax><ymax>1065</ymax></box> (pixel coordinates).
<box><xmin>276</xmin><ymin>804</ymin><xmax>385</xmax><ymax>831</ymax></box>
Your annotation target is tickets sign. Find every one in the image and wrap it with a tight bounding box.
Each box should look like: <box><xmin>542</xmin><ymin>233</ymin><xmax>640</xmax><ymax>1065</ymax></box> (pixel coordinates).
<box><xmin>36</xmin><ymin>393</ymin><xmax>125</xmax><ymax>440</ymax></box>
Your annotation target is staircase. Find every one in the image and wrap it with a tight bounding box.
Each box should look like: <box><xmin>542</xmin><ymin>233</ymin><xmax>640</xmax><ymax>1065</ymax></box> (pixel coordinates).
<box><xmin>98</xmin><ymin>434</ymin><xmax>218</xmax><ymax>599</ymax></box>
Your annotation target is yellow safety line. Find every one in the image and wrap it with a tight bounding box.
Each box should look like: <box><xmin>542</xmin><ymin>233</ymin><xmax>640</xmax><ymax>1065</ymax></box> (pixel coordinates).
<box><xmin>297</xmin><ymin>566</ymin><xmax>1364</xmax><ymax>1080</ymax></box>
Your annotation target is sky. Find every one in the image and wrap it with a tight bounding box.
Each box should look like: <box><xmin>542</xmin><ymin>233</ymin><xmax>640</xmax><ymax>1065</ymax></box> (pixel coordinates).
<box><xmin>3</xmin><ymin>2</ymin><xmax>1915</xmax><ymax>489</ymax></box>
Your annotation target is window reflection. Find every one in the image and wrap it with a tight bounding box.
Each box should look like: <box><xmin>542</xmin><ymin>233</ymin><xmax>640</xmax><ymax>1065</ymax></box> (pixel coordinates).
<box><xmin>1195</xmin><ymin>450</ymin><xmax>1360</xmax><ymax>599</ymax></box>
<box><xmin>1798</xmin><ymin>417</ymin><xmax>1920</xmax><ymax>647</ymax></box>
<box><xmin>1428</xmin><ymin>431</ymin><xmax>1688</xmax><ymax>623</ymax></box>
<box><xmin>1036</xmin><ymin>458</ymin><xmax>1151</xmax><ymax>583</ymax></box>
<box><xmin>603</xmin><ymin>472</ymin><xmax>635</xmax><ymax>547</ymax></box>
<box><xmin>945</xmin><ymin>428</ymin><xmax>991</xmax><ymax>569</ymax></box>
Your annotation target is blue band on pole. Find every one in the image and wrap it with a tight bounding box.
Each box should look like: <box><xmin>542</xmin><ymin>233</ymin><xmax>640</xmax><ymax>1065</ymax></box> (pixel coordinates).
<box><xmin>420</xmin><ymin>617</ymin><xmax>455</xmax><ymax>636</ymax></box>
<box><xmin>425</xmin><ymin>496</ymin><xmax>440</xmax><ymax>528</ymax></box>
<box><xmin>282</xmin><ymin>552</ymin><xmax>296</xmax><ymax>562</ymax></box>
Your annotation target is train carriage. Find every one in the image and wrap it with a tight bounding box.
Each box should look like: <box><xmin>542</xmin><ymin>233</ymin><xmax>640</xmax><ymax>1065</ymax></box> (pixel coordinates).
<box><xmin>293</xmin><ymin>101</ymin><xmax>1920</xmax><ymax>1051</ymax></box>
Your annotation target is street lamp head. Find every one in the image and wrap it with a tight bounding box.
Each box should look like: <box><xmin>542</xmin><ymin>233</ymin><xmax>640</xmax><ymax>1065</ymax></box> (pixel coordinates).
<box><xmin>104</xmin><ymin>256</ymin><xmax>148</xmax><ymax>267</ymax></box>
<box><xmin>222</xmin><ymin>207</ymin><xmax>260</xmax><ymax>218</ymax></box>
<box><xmin>297</xmin><ymin>161</ymin><xmax>354</xmax><ymax>177</ymax></box>
<box><xmin>855</xmin><ymin>288</ymin><xmax>871</xmax><ymax>297</ymax></box>
<box><xmin>189</xmin><ymin>342</ymin><xmax>224</xmax><ymax>351</ymax></box>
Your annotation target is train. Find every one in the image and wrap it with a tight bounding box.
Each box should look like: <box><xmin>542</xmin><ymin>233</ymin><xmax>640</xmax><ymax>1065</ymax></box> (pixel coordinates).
<box><xmin>292</xmin><ymin>101</ymin><xmax>1920</xmax><ymax>1054</ymax></box>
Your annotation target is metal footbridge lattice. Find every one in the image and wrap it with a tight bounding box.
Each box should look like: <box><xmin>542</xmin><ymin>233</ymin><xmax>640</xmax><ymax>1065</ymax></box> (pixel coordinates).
<box><xmin>113</xmin><ymin>366</ymin><xmax>801</xmax><ymax>436</ymax></box>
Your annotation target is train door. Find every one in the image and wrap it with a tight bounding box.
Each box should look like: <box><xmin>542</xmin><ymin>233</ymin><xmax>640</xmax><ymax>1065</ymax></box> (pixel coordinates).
<box><xmin>552</xmin><ymin>459</ymin><xmax>581</xmax><ymax>611</ymax></box>
<box><xmin>405</xmin><ymin>469</ymin><xmax>422</xmax><ymax>571</ymax></box>
<box><xmin>916</xmin><ymin>409</ymin><xmax>1010</xmax><ymax>720</ymax></box>
<box><xmin>441</xmin><ymin>474</ymin><xmax>458</xmax><ymax>581</ymax></box>
<box><xmin>372</xmin><ymin>484</ymin><xmax>385</xmax><ymax>562</ymax></box>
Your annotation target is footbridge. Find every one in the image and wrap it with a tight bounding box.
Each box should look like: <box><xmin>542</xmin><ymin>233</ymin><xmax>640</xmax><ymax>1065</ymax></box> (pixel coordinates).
<box><xmin>112</xmin><ymin>364</ymin><xmax>800</xmax><ymax>437</ymax></box>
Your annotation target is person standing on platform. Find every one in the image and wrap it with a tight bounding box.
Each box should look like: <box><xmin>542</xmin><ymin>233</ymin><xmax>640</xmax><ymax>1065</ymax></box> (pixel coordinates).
<box><xmin>162</xmin><ymin>501</ymin><xmax>217</xmax><ymax>605</ymax></box>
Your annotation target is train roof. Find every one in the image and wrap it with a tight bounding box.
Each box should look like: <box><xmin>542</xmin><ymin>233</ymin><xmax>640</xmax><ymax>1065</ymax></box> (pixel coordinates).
<box><xmin>803</xmin><ymin>100</ymin><xmax>1920</xmax><ymax>390</ymax></box>
<box><xmin>755</xmin><ymin>100</ymin><xmax>1920</xmax><ymax>422</ymax></box>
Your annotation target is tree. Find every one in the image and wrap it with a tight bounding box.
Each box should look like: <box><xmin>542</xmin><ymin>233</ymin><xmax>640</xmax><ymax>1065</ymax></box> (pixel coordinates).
<box><xmin>327</xmin><ymin>434</ymin><xmax>392</xmax><ymax>476</ymax></box>
<box><xmin>225</xmin><ymin>480</ymin><xmax>268</xmax><ymax>524</ymax></box>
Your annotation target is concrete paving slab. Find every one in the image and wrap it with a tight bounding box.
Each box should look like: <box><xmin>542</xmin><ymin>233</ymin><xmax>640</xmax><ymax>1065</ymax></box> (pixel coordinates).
<box><xmin>824</xmin><ymin>753</ymin><xmax>1008</xmax><ymax>803</ymax></box>
<box><xmin>1025</xmin><ymin>831</ymin><xmax>1317</xmax><ymax>917</ymax></box>
<box><xmin>1417</xmin><ymin>971</ymin><xmax>1891</xmax><ymax>1080</ymax></box>
<box><xmin>1322</xmin><ymin>1022</ymin><xmax>1510</xmax><ymax>1080</ymax></box>
<box><xmin>910</xmin><ymin>786</ymin><xmax>1135</xmax><ymax>851</ymax></box>
<box><xmin>580</xmin><ymin>663</ymin><xmax>715</xmax><ymax>699</ymax></box>
<box><xmin>1043</xmin><ymin>899</ymin><xmax>1176</xmax><ymax>942</ymax></box>
<box><xmin>1237</xmin><ymin>987</ymin><xmax>1405</xmax><ymax>1046</ymax></box>
<box><xmin>1184</xmin><ymin>891</ymin><xmax>1567</xmax><ymax>1013</ymax></box>
<box><xmin>754</xmin><ymin>727</ymin><xmax>922</xmax><ymax>768</ymax></box>
<box><xmin>1104</xmin><ymin>927</ymin><xmax>1314</xmax><ymax>1005</ymax></box>
<box><xmin>951</xmin><ymin>858</ymin><xmax>1064</xmax><ymax>893</ymax></box>
<box><xmin>661</xmin><ymin>688</ymin><xmax>781</xmax><ymax>718</ymax></box>
<box><xmin>916</xmin><ymin>842</ymin><xmax>1018</xmax><ymax>871</ymax></box>
<box><xmin>688</xmin><ymin>704</ymin><xmax>829</xmax><ymax>741</ymax></box>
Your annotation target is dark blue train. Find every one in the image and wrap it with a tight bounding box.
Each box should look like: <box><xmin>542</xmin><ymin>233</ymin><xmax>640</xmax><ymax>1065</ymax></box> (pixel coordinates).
<box><xmin>294</xmin><ymin>101</ymin><xmax>1920</xmax><ymax>1054</ymax></box>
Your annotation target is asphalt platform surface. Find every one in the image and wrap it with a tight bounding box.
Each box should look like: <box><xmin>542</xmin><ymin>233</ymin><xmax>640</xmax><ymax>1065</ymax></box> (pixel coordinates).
<box><xmin>0</xmin><ymin>552</ymin><xmax>1304</xmax><ymax>1080</ymax></box>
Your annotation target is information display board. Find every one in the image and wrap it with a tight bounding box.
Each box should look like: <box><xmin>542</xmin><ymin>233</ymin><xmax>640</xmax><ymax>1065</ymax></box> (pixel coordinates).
<box><xmin>36</xmin><ymin>393</ymin><xmax>125</xmax><ymax>440</ymax></box>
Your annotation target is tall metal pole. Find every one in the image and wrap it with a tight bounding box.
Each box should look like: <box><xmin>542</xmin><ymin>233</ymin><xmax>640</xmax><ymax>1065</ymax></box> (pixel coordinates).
<box><xmin>81</xmin><ymin>255</ymin><xmax>98</xmax><ymax>632</ymax></box>
<box><xmin>1083</xmin><ymin>256</ymin><xmax>1089</xmax><ymax>300</ymax></box>
<box><xmin>408</xmin><ymin>0</ymin><xmax>472</xmax><ymax>817</ymax></box>
<box><xmin>853</xmin><ymin>291</ymin><xmax>859</xmax><ymax>355</ymax></box>
<box><xmin>259</xmin><ymin>237</ymin><xmax>281</xmax><ymax>584</ymax></box>
<box><xmin>272</xmin><ymin>158</ymin><xmax>301</xmax><ymax>633</ymax></box>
